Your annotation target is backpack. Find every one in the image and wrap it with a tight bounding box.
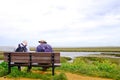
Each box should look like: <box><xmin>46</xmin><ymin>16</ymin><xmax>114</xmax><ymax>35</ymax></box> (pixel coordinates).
<box><xmin>44</xmin><ymin>44</ymin><xmax>53</xmax><ymax>52</ymax></box>
<box><xmin>15</xmin><ymin>44</ymin><xmax>27</xmax><ymax>52</ymax></box>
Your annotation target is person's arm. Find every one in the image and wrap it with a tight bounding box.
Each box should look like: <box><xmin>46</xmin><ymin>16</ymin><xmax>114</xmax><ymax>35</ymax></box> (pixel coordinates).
<box><xmin>26</xmin><ymin>46</ymin><xmax>30</xmax><ymax>52</ymax></box>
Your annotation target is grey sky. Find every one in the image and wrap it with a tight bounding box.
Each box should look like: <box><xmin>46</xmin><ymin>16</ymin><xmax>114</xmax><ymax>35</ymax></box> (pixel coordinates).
<box><xmin>0</xmin><ymin>0</ymin><xmax>120</xmax><ymax>47</ymax></box>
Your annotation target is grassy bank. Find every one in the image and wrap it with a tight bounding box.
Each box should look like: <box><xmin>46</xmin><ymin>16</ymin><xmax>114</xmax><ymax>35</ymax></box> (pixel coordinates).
<box><xmin>0</xmin><ymin>62</ymin><xmax>67</xmax><ymax>80</ymax></box>
<box><xmin>58</xmin><ymin>56</ymin><xmax>120</xmax><ymax>80</ymax></box>
<box><xmin>0</xmin><ymin>56</ymin><xmax>120</xmax><ymax>80</ymax></box>
<box><xmin>30</xmin><ymin>47</ymin><xmax>120</xmax><ymax>52</ymax></box>
<box><xmin>0</xmin><ymin>51</ymin><xmax>3</xmax><ymax>60</ymax></box>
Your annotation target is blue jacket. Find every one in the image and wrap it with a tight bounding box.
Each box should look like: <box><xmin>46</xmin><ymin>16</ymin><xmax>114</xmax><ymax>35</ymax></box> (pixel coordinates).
<box><xmin>36</xmin><ymin>44</ymin><xmax>53</xmax><ymax>52</ymax></box>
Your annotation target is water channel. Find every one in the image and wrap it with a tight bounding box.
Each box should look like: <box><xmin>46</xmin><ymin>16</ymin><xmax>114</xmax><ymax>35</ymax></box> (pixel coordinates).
<box><xmin>60</xmin><ymin>52</ymin><xmax>101</xmax><ymax>59</ymax></box>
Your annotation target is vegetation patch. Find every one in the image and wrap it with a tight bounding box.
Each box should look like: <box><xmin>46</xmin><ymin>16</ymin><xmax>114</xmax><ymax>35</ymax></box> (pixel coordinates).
<box><xmin>0</xmin><ymin>52</ymin><xmax>3</xmax><ymax>60</ymax></box>
<box><xmin>101</xmin><ymin>52</ymin><xmax>120</xmax><ymax>57</ymax></box>
<box><xmin>30</xmin><ymin>47</ymin><xmax>120</xmax><ymax>52</ymax></box>
<box><xmin>0</xmin><ymin>61</ymin><xmax>68</xmax><ymax>80</ymax></box>
<box><xmin>58</xmin><ymin>57</ymin><xmax>120</xmax><ymax>80</ymax></box>
<box><xmin>60</xmin><ymin>57</ymin><xmax>72</xmax><ymax>63</ymax></box>
<box><xmin>0</xmin><ymin>56</ymin><xmax>120</xmax><ymax>80</ymax></box>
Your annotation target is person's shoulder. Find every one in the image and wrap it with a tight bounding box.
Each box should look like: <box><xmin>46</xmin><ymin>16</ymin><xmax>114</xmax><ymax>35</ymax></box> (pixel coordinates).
<box><xmin>47</xmin><ymin>44</ymin><xmax>52</xmax><ymax>46</ymax></box>
<box><xmin>37</xmin><ymin>45</ymin><xmax>41</xmax><ymax>47</ymax></box>
<box><xmin>46</xmin><ymin>44</ymin><xmax>52</xmax><ymax>48</ymax></box>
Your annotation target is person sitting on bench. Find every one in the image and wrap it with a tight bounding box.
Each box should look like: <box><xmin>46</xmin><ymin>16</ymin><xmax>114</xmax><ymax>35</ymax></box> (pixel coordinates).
<box><xmin>15</xmin><ymin>40</ymin><xmax>29</xmax><ymax>71</ymax></box>
<box><xmin>36</xmin><ymin>40</ymin><xmax>53</xmax><ymax>52</ymax></box>
<box><xmin>36</xmin><ymin>40</ymin><xmax>53</xmax><ymax>71</ymax></box>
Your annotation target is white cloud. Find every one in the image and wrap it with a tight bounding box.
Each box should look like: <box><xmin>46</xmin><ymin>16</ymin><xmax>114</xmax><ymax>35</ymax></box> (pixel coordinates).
<box><xmin>0</xmin><ymin>0</ymin><xmax>120</xmax><ymax>47</ymax></box>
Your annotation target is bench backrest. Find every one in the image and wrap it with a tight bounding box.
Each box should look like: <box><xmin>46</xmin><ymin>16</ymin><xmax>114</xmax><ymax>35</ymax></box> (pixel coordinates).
<box><xmin>31</xmin><ymin>53</ymin><xmax>60</xmax><ymax>64</ymax></box>
<box><xmin>4</xmin><ymin>52</ymin><xmax>60</xmax><ymax>64</ymax></box>
<box><xmin>4</xmin><ymin>53</ymin><xmax>30</xmax><ymax>63</ymax></box>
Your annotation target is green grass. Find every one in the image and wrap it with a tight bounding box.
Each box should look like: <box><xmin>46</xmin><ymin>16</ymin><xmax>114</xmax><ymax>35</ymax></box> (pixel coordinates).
<box><xmin>60</xmin><ymin>57</ymin><xmax>72</xmax><ymax>63</ymax></box>
<box><xmin>0</xmin><ymin>52</ymin><xmax>3</xmax><ymax>60</ymax></box>
<box><xmin>1</xmin><ymin>47</ymin><xmax>120</xmax><ymax>80</ymax></box>
<box><xmin>0</xmin><ymin>56</ymin><xmax>71</xmax><ymax>79</ymax></box>
<box><xmin>101</xmin><ymin>52</ymin><xmax>120</xmax><ymax>57</ymax></box>
<box><xmin>0</xmin><ymin>62</ymin><xmax>8</xmax><ymax>77</ymax></box>
<box><xmin>29</xmin><ymin>47</ymin><xmax>120</xmax><ymax>52</ymax></box>
<box><xmin>0</xmin><ymin>56</ymin><xmax>120</xmax><ymax>80</ymax></box>
<box><xmin>58</xmin><ymin>57</ymin><xmax>120</xmax><ymax>80</ymax></box>
<box><xmin>0</xmin><ymin>62</ymin><xmax>67</xmax><ymax>80</ymax></box>
<box><xmin>7</xmin><ymin>70</ymin><xmax>67</xmax><ymax>80</ymax></box>
<box><xmin>53</xmin><ymin>47</ymin><xmax>120</xmax><ymax>52</ymax></box>
<box><xmin>0</xmin><ymin>56</ymin><xmax>69</xmax><ymax>79</ymax></box>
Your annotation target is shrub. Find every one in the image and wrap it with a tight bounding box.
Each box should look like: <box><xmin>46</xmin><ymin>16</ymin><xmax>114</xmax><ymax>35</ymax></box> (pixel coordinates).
<box><xmin>59</xmin><ymin>57</ymin><xmax>120</xmax><ymax>79</ymax></box>
<box><xmin>61</xmin><ymin>57</ymin><xmax>72</xmax><ymax>63</ymax></box>
<box><xmin>0</xmin><ymin>62</ymin><xmax>8</xmax><ymax>76</ymax></box>
<box><xmin>53</xmin><ymin>72</ymin><xmax>67</xmax><ymax>80</ymax></box>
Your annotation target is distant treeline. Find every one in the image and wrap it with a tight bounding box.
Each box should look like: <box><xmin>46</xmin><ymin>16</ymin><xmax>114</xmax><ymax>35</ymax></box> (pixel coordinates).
<box><xmin>30</xmin><ymin>47</ymin><xmax>120</xmax><ymax>52</ymax></box>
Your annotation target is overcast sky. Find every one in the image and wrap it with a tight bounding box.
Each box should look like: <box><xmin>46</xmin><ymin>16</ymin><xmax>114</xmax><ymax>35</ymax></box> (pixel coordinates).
<box><xmin>0</xmin><ymin>0</ymin><xmax>120</xmax><ymax>47</ymax></box>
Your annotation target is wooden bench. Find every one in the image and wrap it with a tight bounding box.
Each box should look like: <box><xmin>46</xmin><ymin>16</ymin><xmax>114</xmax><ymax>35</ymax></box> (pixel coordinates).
<box><xmin>4</xmin><ymin>52</ymin><xmax>61</xmax><ymax>76</ymax></box>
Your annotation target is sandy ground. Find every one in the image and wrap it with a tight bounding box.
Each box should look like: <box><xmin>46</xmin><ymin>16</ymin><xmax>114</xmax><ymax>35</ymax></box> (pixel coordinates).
<box><xmin>0</xmin><ymin>71</ymin><xmax>112</xmax><ymax>80</ymax></box>
<box><xmin>65</xmin><ymin>72</ymin><xmax>112</xmax><ymax>80</ymax></box>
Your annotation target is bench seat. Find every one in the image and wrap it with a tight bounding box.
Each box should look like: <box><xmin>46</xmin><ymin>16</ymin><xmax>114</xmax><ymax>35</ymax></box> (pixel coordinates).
<box><xmin>4</xmin><ymin>52</ymin><xmax>61</xmax><ymax>76</ymax></box>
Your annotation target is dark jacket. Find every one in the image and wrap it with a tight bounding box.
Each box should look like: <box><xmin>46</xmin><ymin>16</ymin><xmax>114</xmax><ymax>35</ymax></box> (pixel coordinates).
<box><xmin>15</xmin><ymin>43</ymin><xmax>28</xmax><ymax>52</ymax></box>
<box><xmin>36</xmin><ymin>44</ymin><xmax>53</xmax><ymax>52</ymax></box>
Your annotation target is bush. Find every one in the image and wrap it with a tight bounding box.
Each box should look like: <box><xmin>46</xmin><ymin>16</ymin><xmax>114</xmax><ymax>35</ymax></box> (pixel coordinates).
<box><xmin>61</xmin><ymin>57</ymin><xmax>72</xmax><ymax>63</ymax></box>
<box><xmin>59</xmin><ymin>57</ymin><xmax>120</xmax><ymax>79</ymax></box>
<box><xmin>53</xmin><ymin>73</ymin><xmax>67</xmax><ymax>80</ymax></box>
<box><xmin>95</xmin><ymin>60</ymin><xmax>116</xmax><ymax>72</ymax></box>
<box><xmin>0</xmin><ymin>62</ymin><xmax>8</xmax><ymax>76</ymax></box>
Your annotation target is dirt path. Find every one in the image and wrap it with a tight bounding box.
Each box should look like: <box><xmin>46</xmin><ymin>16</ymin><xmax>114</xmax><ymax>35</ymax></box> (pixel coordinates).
<box><xmin>65</xmin><ymin>72</ymin><xmax>112</xmax><ymax>80</ymax></box>
<box><xmin>0</xmin><ymin>71</ymin><xmax>112</xmax><ymax>80</ymax></box>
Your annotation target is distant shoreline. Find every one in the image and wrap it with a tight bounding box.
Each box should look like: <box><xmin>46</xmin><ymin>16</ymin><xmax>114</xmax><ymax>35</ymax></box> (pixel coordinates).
<box><xmin>1</xmin><ymin>46</ymin><xmax>120</xmax><ymax>52</ymax></box>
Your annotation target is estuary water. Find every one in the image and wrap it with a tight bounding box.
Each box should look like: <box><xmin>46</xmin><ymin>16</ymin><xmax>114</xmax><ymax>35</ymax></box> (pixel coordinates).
<box><xmin>60</xmin><ymin>52</ymin><xmax>101</xmax><ymax>59</ymax></box>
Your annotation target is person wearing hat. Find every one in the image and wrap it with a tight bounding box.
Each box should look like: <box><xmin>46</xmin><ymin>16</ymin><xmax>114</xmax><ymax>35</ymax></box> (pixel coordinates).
<box><xmin>36</xmin><ymin>40</ymin><xmax>53</xmax><ymax>71</ymax></box>
<box><xmin>36</xmin><ymin>40</ymin><xmax>53</xmax><ymax>52</ymax></box>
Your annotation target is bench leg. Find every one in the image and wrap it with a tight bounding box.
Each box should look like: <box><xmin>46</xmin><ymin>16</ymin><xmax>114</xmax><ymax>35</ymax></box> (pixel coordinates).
<box><xmin>52</xmin><ymin>66</ymin><xmax>55</xmax><ymax>76</ymax></box>
<box><xmin>27</xmin><ymin>66</ymin><xmax>32</xmax><ymax>72</ymax></box>
<box><xmin>18</xmin><ymin>66</ymin><xmax>21</xmax><ymax>71</ymax></box>
<box><xmin>8</xmin><ymin>66</ymin><xmax>11</xmax><ymax>74</ymax></box>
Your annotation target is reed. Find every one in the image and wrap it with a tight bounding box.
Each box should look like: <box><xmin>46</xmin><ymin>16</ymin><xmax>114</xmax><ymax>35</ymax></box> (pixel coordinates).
<box><xmin>29</xmin><ymin>47</ymin><xmax>120</xmax><ymax>52</ymax></box>
<box><xmin>53</xmin><ymin>47</ymin><xmax>120</xmax><ymax>52</ymax></box>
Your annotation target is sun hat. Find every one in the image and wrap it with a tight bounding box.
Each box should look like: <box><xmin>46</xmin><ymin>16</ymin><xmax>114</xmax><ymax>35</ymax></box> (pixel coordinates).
<box><xmin>38</xmin><ymin>40</ymin><xmax>47</xmax><ymax>43</ymax></box>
